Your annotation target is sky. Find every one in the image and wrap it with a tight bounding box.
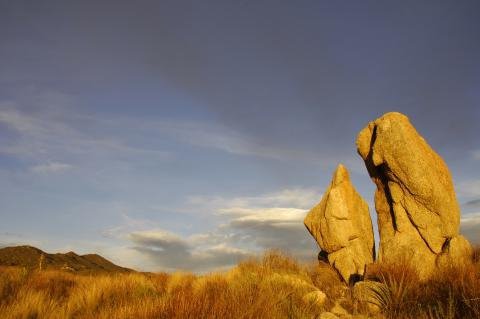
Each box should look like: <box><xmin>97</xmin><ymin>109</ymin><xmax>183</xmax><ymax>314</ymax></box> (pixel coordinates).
<box><xmin>0</xmin><ymin>0</ymin><xmax>479</xmax><ymax>272</ymax></box>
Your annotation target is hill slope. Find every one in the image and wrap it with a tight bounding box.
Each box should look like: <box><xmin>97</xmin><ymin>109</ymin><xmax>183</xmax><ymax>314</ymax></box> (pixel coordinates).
<box><xmin>0</xmin><ymin>245</ymin><xmax>132</xmax><ymax>273</ymax></box>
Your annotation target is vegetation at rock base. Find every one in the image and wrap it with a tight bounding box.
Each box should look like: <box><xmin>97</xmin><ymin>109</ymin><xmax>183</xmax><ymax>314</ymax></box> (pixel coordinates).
<box><xmin>0</xmin><ymin>249</ymin><xmax>479</xmax><ymax>319</ymax></box>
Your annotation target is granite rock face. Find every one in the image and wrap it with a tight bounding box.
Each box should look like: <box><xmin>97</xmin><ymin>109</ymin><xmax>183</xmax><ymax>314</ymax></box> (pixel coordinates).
<box><xmin>356</xmin><ymin>112</ymin><xmax>472</xmax><ymax>278</ymax></box>
<box><xmin>304</xmin><ymin>164</ymin><xmax>375</xmax><ymax>283</ymax></box>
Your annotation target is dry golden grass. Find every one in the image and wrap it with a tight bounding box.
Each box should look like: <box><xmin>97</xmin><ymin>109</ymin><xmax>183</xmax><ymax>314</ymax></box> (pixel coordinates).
<box><xmin>0</xmin><ymin>249</ymin><xmax>479</xmax><ymax>318</ymax></box>
<box><xmin>364</xmin><ymin>252</ymin><xmax>480</xmax><ymax>319</ymax></box>
<box><xmin>0</xmin><ymin>251</ymin><xmax>330</xmax><ymax>319</ymax></box>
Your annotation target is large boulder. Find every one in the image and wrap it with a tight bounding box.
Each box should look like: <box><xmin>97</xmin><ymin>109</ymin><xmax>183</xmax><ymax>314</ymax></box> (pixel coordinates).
<box><xmin>304</xmin><ymin>164</ymin><xmax>375</xmax><ymax>283</ymax></box>
<box><xmin>356</xmin><ymin>112</ymin><xmax>472</xmax><ymax>278</ymax></box>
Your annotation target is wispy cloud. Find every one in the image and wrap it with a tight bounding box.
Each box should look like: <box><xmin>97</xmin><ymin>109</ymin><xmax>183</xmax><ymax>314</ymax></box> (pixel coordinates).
<box><xmin>457</xmin><ymin>180</ymin><xmax>480</xmax><ymax>198</ymax></box>
<box><xmin>187</xmin><ymin>187</ymin><xmax>321</xmax><ymax>213</ymax></box>
<box><xmin>0</xmin><ymin>96</ymin><xmax>172</xmax><ymax>169</ymax></box>
<box><xmin>460</xmin><ymin>212</ymin><xmax>480</xmax><ymax>245</ymax></box>
<box><xmin>154</xmin><ymin>120</ymin><xmax>323</xmax><ymax>162</ymax></box>
<box><xmin>0</xmin><ymin>96</ymin><xmax>352</xmax><ymax>174</ymax></box>
<box><xmin>0</xmin><ymin>106</ymin><xmax>52</xmax><ymax>134</ymax></box>
<box><xmin>463</xmin><ymin>199</ymin><xmax>480</xmax><ymax>208</ymax></box>
<box><xmin>472</xmin><ymin>150</ymin><xmax>480</xmax><ymax>160</ymax></box>
<box><xmin>30</xmin><ymin>162</ymin><xmax>74</xmax><ymax>174</ymax></box>
<box><xmin>88</xmin><ymin>114</ymin><xmax>360</xmax><ymax>167</ymax></box>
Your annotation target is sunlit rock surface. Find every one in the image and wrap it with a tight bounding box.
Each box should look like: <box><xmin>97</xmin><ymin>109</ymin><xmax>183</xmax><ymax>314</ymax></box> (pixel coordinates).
<box><xmin>356</xmin><ymin>112</ymin><xmax>472</xmax><ymax>279</ymax></box>
<box><xmin>304</xmin><ymin>164</ymin><xmax>375</xmax><ymax>283</ymax></box>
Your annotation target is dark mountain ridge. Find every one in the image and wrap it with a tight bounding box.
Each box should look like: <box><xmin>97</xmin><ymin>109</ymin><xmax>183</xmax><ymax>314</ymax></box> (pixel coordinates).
<box><xmin>0</xmin><ymin>245</ymin><xmax>133</xmax><ymax>274</ymax></box>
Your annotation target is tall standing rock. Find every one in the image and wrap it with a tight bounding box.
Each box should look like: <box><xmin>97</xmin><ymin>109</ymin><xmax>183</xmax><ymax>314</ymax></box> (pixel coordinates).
<box><xmin>356</xmin><ymin>112</ymin><xmax>472</xmax><ymax>278</ymax></box>
<box><xmin>304</xmin><ymin>164</ymin><xmax>375</xmax><ymax>283</ymax></box>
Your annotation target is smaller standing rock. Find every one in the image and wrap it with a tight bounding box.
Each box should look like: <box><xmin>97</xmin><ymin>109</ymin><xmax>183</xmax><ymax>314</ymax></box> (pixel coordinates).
<box><xmin>304</xmin><ymin>164</ymin><xmax>375</xmax><ymax>283</ymax></box>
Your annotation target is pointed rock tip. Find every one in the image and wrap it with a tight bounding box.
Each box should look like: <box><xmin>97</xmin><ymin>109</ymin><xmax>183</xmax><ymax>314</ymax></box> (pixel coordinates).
<box><xmin>377</xmin><ymin>111</ymin><xmax>410</xmax><ymax>122</ymax></box>
<box><xmin>332</xmin><ymin>163</ymin><xmax>350</xmax><ymax>185</ymax></box>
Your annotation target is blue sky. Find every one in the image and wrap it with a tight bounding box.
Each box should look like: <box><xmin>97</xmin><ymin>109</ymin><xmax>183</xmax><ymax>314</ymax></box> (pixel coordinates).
<box><xmin>1</xmin><ymin>1</ymin><xmax>479</xmax><ymax>271</ymax></box>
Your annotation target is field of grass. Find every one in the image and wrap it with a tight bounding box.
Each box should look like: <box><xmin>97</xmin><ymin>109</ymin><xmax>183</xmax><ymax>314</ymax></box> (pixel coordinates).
<box><xmin>1</xmin><ymin>249</ymin><xmax>479</xmax><ymax>319</ymax></box>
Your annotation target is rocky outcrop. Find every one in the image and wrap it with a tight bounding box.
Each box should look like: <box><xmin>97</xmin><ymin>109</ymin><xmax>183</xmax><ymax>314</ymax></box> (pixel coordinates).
<box><xmin>304</xmin><ymin>164</ymin><xmax>375</xmax><ymax>283</ymax></box>
<box><xmin>356</xmin><ymin>112</ymin><xmax>472</xmax><ymax>278</ymax></box>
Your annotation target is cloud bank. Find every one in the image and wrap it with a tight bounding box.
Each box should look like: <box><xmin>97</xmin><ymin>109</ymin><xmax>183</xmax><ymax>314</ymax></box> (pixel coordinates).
<box><xmin>123</xmin><ymin>188</ymin><xmax>321</xmax><ymax>272</ymax></box>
